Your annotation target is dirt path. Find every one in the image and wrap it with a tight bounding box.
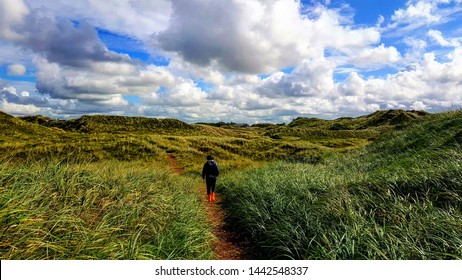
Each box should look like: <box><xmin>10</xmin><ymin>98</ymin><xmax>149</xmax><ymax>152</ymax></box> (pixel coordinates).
<box><xmin>166</xmin><ymin>153</ymin><xmax>245</xmax><ymax>260</ymax></box>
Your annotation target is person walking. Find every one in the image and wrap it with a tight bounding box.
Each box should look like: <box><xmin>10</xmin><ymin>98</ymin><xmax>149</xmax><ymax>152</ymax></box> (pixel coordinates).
<box><xmin>202</xmin><ymin>155</ymin><xmax>220</xmax><ymax>202</ymax></box>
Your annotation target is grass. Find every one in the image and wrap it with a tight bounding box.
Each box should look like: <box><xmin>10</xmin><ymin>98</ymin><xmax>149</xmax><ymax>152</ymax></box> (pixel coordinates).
<box><xmin>1</xmin><ymin>108</ymin><xmax>454</xmax><ymax>260</ymax></box>
<box><xmin>0</xmin><ymin>159</ymin><xmax>213</xmax><ymax>259</ymax></box>
<box><xmin>3</xmin><ymin>109</ymin><xmax>415</xmax><ymax>172</ymax></box>
<box><xmin>0</xmin><ymin>129</ymin><xmax>352</xmax><ymax>175</ymax></box>
<box><xmin>218</xmin><ymin>110</ymin><xmax>462</xmax><ymax>259</ymax></box>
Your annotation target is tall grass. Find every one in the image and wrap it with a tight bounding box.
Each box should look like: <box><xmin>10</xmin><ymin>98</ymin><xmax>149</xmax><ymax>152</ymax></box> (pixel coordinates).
<box><xmin>1</xmin><ymin>109</ymin><xmax>442</xmax><ymax>259</ymax></box>
<box><xmin>0</xmin><ymin>159</ymin><xmax>213</xmax><ymax>259</ymax></box>
<box><xmin>219</xmin><ymin>111</ymin><xmax>462</xmax><ymax>259</ymax></box>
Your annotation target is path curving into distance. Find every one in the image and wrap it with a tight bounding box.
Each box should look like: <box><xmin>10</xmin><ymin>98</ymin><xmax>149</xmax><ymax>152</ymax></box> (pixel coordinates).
<box><xmin>166</xmin><ymin>153</ymin><xmax>246</xmax><ymax>260</ymax></box>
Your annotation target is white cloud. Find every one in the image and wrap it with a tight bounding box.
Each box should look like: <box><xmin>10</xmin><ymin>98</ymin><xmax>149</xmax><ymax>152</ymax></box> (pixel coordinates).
<box><xmin>7</xmin><ymin>45</ymin><xmax>461</xmax><ymax>123</ymax></box>
<box><xmin>35</xmin><ymin>58</ymin><xmax>174</xmax><ymax>101</ymax></box>
<box><xmin>353</xmin><ymin>47</ymin><xmax>462</xmax><ymax>109</ymax></box>
<box><xmin>167</xmin><ymin>58</ymin><xmax>225</xmax><ymax>85</ymax></box>
<box><xmin>0</xmin><ymin>100</ymin><xmax>40</xmax><ymax>115</ymax></box>
<box><xmin>348</xmin><ymin>44</ymin><xmax>402</xmax><ymax>68</ymax></box>
<box><xmin>0</xmin><ymin>0</ymin><xmax>29</xmax><ymax>40</ymax></box>
<box><xmin>310</xmin><ymin>7</ymin><xmax>380</xmax><ymax>51</ymax></box>
<box><xmin>24</xmin><ymin>0</ymin><xmax>172</xmax><ymax>40</ymax></box>
<box><xmin>117</xmin><ymin>65</ymin><xmax>175</xmax><ymax>89</ymax></box>
<box><xmin>428</xmin><ymin>29</ymin><xmax>461</xmax><ymax>47</ymax></box>
<box><xmin>0</xmin><ymin>84</ymin><xmax>140</xmax><ymax>118</ymax></box>
<box><xmin>339</xmin><ymin>72</ymin><xmax>365</xmax><ymax>96</ymax></box>
<box><xmin>403</xmin><ymin>38</ymin><xmax>428</xmax><ymax>62</ymax></box>
<box><xmin>3</xmin><ymin>42</ymin><xmax>462</xmax><ymax>122</ymax></box>
<box><xmin>158</xmin><ymin>0</ymin><xmax>381</xmax><ymax>74</ymax></box>
<box><xmin>7</xmin><ymin>64</ymin><xmax>26</xmax><ymax>76</ymax></box>
<box><xmin>1</xmin><ymin>86</ymin><xmax>42</xmax><ymax>115</ymax></box>
<box><xmin>386</xmin><ymin>0</ymin><xmax>462</xmax><ymax>33</ymax></box>
<box><xmin>248</xmin><ymin>46</ymin><xmax>462</xmax><ymax>120</ymax></box>
<box><xmin>144</xmin><ymin>78</ymin><xmax>207</xmax><ymax>107</ymax></box>
<box><xmin>1</xmin><ymin>2</ymin><xmax>132</xmax><ymax>70</ymax></box>
<box><xmin>392</xmin><ymin>1</ymin><xmax>441</xmax><ymax>23</ymax></box>
<box><xmin>1</xmin><ymin>0</ymin><xmax>462</xmax><ymax>123</ymax></box>
<box><xmin>0</xmin><ymin>42</ymin><xmax>36</xmax><ymax>69</ymax></box>
<box><xmin>411</xmin><ymin>100</ymin><xmax>428</xmax><ymax>110</ymax></box>
<box><xmin>257</xmin><ymin>57</ymin><xmax>336</xmax><ymax>98</ymax></box>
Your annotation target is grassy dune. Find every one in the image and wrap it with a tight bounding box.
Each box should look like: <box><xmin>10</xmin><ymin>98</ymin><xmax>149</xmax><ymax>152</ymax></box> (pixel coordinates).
<box><xmin>2</xmin><ymin>111</ymin><xmax>378</xmax><ymax>173</ymax></box>
<box><xmin>219</xmin><ymin>110</ymin><xmax>462</xmax><ymax>259</ymax></box>
<box><xmin>0</xmin><ymin>159</ymin><xmax>213</xmax><ymax>259</ymax></box>
<box><xmin>2</xmin><ymin>109</ymin><xmax>456</xmax><ymax>260</ymax></box>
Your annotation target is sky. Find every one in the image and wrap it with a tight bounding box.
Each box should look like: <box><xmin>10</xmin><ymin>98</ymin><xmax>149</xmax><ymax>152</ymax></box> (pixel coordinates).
<box><xmin>1</xmin><ymin>0</ymin><xmax>462</xmax><ymax>123</ymax></box>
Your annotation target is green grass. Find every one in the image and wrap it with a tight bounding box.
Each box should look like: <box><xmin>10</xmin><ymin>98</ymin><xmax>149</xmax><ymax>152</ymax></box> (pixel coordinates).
<box><xmin>218</xmin><ymin>110</ymin><xmax>462</xmax><ymax>259</ymax></box>
<box><xmin>0</xmin><ymin>159</ymin><xmax>213</xmax><ymax>259</ymax></box>
<box><xmin>4</xmin><ymin>109</ymin><xmax>418</xmax><ymax>172</ymax></box>
<box><xmin>1</xmin><ymin>108</ymin><xmax>451</xmax><ymax>260</ymax></box>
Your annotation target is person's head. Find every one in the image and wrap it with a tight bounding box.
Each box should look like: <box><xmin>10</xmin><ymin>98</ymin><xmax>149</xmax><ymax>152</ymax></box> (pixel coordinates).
<box><xmin>206</xmin><ymin>155</ymin><xmax>214</xmax><ymax>160</ymax></box>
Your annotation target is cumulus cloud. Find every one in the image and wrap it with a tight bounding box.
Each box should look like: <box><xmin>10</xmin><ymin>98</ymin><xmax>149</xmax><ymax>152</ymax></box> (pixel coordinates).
<box><xmin>139</xmin><ymin>78</ymin><xmax>240</xmax><ymax>122</ymax></box>
<box><xmin>339</xmin><ymin>47</ymin><xmax>462</xmax><ymax>110</ymax></box>
<box><xmin>1</xmin><ymin>86</ymin><xmax>47</xmax><ymax>115</ymax></box>
<box><xmin>311</xmin><ymin>7</ymin><xmax>380</xmax><ymax>51</ymax></box>
<box><xmin>1</xmin><ymin>0</ymin><xmax>176</xmax><ymax>111</ymax></box>
<box><xmin>35</xmin><ymin>58</ymin><xmax>174</xmax><ymax>102</ymax></box>
<box><xmin>348</xmin><ymin>44</ymin><xmax>402</xmax><ymax>68</ymax></box>
<box><xmin>0</xmin><ymin>100</ymin><xmax>41</xmax><ymax>115</ymax></box>
<box><xmin>2</xmin><ymin>0</ymin><xmax>131</xmax><ymax>69</ymax></box>
<box><xmin>23</xmin><ymin>18</ymin><xmax>130</xmax><ymax>68</ymax></box>
<box><xmin>25</xmin><ymin>0</ymin><xmax>172</xmax><ymax>40</ymax></box>
<box><xmin>1</xmin><ymin>0</ymin><xmax>462</xmax><ymax>123</ymax></box>
<box><xmin>0</xmin><ymin>42</ymin><xmax>36</xmax><ymax>68</ymax></box>
<box><xmin>257</xmin><ymin>57</ymin><xmax>336</xmax><ymax>98</ymax></box>
<box><xmin>0</xmin><ymin>0</ymin><xmax>29</xmax><ymax>40</ymax></box>
<box><xmin>144</xmin><ymin>78</ymin><xmax>207</xmax><ymax>107</ymax></box>
<box><xmin>1</xmin><ymin>87</ymin><xmax>33</xmax><ymax>104</ymax></box>
<box><xmin>0</xmin><ymin>84</ymin><xmax>139</xmax><ymax>118</ymax></box>
<box><xmin>7</xmin><ymin>64</ymin><xmax>26</xmax><ymax>76</ymax></box>
<box><xmin>158</xmin><ymin>0</ymin><xmax>380</xmax><ymax>74</ymax></box>
<box><xmin>250</xmin><ymin>45</ymin><xmax>462</xmax><ymax>120</ymax></box>
<box><xmin>392</xmin><ymin>1</ymin><xmax>441</xmax><ymax>23</ymax></box>
<box><xmin>3</xmin><ymin>43</ymin><xmax>462</xmax><ymax>122</ymax></box>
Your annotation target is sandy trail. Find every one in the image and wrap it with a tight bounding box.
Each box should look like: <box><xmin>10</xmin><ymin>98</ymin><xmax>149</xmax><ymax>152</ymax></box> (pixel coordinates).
<box><xmin>166</xmin><ymin>153</ymin><xmax>245</xmax><ymax>260</ymax></box>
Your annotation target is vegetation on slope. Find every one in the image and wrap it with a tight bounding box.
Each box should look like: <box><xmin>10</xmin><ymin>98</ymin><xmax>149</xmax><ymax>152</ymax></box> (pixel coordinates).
<box><xmin>0</xmin><ymin>159</ymin><xmax>213</xmax><ymax>259</ymax></box>
<box><xmin>19</xmin><ymin>114</ymin><xmax>195</xmax><ymax>134</ymax></box>
<box><xmin>5</xmin><ymin>109</ymin><xmax>428</xmax><ymax>168</ymax></box>
<box><xmin>1</xmin><ymin>108</ymin><xmax>450</xmax><ymax>260</ymax></box>
<box><xmin>4</xmin><ymin>110</ymin><xmax>388</xmax><ymax>170</ymax></box>
<box><xmin>219</xmin><ymin>110</ymin><xmax>462</xmax><ymax>259</ymax></box>
<box><xmin>0</xmin><ymin>111</ymin><xmax>62</xmax><ymax>138</ymax></box>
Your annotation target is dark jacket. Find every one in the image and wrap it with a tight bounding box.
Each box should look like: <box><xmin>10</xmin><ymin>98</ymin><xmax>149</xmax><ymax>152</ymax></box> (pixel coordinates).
<box><xmin>202</xmin><ymin>160</ymin><xmax>220</xmax><ymax>180</ymax></box>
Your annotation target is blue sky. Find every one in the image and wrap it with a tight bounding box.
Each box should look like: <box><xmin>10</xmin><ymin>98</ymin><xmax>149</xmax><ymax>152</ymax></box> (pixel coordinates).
<box><xmin>334</xmin><ymin>0</ymin><xmax>404</xmax><ymax>23</ymax></box>
<box><xmin>1</xmin><ymin>0</ymin><xmax>462</xmax><ymax>123</ymax></box>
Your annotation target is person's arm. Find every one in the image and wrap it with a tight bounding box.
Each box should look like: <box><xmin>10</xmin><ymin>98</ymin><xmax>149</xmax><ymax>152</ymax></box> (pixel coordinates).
<box><xmin>202</xmin><ymin>163</ymin><xmax>206</xmax><ymax>179</ymax></box>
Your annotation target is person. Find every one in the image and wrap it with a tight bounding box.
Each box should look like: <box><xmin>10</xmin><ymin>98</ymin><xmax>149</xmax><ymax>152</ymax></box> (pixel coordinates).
<box><xmin>202</xmin><ymin>155</ymin><xmax>220</xmax><ymax>202</ymax></box>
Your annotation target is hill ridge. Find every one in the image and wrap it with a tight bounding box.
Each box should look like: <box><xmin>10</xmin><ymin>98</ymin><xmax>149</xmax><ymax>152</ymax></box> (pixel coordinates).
<box><xmin>3</xmin><ymin>109</ymin><xmax>431</xmax><ymax>131</ymax></box>
<box><xmin>18</xmin><ymin>114</ymin><xmax>194</xmax><ymax>133</ymax></box>
<box><xmin>289</xmin><ymin>109</ymin><xmax>430</xmax><ymax>129</ymax></box>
